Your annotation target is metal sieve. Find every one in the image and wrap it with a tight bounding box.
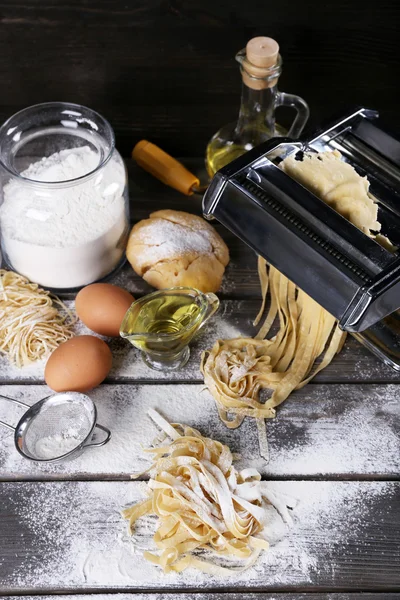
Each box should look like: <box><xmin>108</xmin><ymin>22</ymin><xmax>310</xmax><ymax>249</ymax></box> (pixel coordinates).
<box><xmin>0</xmin><ymin>391</ymin><xmax>111</xmax><ymax>462</ymax></box>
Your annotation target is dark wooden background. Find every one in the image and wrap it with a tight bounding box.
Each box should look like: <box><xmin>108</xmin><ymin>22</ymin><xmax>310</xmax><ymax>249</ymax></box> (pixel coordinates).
<box><xmin>0</xmin><ymin>0</ymin><xmax>399</xmax><ymax>157</ymax></box>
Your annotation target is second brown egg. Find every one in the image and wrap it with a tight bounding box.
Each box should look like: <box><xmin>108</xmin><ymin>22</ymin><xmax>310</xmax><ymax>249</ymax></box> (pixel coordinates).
<box><xmin>76</xmin><ymin>283</ymin><xmax>135</xmax><ymax>337</ymax></box>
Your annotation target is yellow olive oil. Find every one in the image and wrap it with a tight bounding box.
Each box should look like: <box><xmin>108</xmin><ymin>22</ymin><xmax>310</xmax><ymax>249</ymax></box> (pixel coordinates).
<box><xmin>206</xmin><ymin>123</ymin><xmax>287</xmax><ymax>178</ymax></box>
<box><xmin>121</xmin><ymin>293</ymin><xmax>201</xmax><ymax>353</ymax></box>
<box><xmin>206</xmin><ymin>141</ymin><xmax>250</xmax><ymax>178</ymax></box>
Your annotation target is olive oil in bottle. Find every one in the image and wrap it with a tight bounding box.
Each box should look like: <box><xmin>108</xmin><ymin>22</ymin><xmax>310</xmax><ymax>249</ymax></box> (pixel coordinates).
<box><xmin>206</xmin><ymin>37</ymin><xmax>309</xmax><ymax>177</ymax></box>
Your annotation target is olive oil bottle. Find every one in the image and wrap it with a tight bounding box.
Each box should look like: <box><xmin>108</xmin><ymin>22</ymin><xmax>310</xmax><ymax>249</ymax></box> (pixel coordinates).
<box><xmin>206</xmin><ymin>37</ymin><xmax>310</xmax><ymax>177</ymax></box>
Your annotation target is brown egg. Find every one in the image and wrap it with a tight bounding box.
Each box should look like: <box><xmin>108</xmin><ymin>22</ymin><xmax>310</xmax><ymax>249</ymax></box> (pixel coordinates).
<box><xmin>45</xmin><ymin>335</ymin><xmax>112</xmax><ymax>392</ymax></box>
<box><xmin>75</xmin><ymin>283</ymin><xmax>135</xmax><ymax>337</ymax></box>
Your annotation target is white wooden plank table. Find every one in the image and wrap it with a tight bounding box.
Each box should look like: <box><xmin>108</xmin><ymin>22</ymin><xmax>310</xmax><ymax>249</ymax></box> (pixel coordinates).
<box><xmin>0</xmin><ymin>162</ymin><xmax>399</xmax><ymax>599</ymax></box>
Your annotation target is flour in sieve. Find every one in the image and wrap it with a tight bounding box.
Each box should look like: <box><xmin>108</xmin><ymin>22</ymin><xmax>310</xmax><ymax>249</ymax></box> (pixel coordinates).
<box><xmin>35</xmin><ymin>430</ymin><xmax>82</xmax><ymax>459</ymax></box>
<box><xmin>0</xmin><ymin>145</ymin><xmax>128</xmax><ymax>288</ymax></box>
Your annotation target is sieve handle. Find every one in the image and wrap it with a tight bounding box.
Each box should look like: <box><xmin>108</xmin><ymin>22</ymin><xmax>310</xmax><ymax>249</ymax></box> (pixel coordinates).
<box><xmin>0</xmin><ymin>395</ymin><xmax>29</xmax><ymax>431</ymax></box>
<box><xmin>84</xmin><ymin>424</ymin><xmax>111</xmax><ymax>448</ymax></box>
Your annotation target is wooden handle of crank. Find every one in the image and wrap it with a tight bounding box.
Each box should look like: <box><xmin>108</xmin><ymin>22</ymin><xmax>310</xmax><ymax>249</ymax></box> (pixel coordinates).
<box><xmin>132</xmin><ymin>140</ymin><xmax>200</xmax><ymax>196</ymax></box>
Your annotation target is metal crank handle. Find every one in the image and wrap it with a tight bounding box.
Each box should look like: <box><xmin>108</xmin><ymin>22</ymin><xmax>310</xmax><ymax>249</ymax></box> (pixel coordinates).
<box><xmin>0</xmin><ymin>395</ymin><xmax>29</xmax><ymax>431</ymax></box>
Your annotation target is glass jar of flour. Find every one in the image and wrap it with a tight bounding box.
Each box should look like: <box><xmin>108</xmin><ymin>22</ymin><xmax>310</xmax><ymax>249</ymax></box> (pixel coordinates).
<box><xmin>0</xmin><ymin>102</ymin><xmax>129</xmax><ymax>290</ymax></box>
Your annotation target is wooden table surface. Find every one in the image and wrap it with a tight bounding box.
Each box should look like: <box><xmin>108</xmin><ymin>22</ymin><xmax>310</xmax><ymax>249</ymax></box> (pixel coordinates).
<box><xmin>0</xmin><ymin>160</ymin><xmax>399</xmax><ymax>600</ymax></box>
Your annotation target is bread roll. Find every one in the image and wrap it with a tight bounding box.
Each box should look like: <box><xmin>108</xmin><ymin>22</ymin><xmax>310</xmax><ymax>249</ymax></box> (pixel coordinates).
<box><xmin>126</xmin><ymin>210</ymin><xmax>229</xmax><ymax>293</ymax></box>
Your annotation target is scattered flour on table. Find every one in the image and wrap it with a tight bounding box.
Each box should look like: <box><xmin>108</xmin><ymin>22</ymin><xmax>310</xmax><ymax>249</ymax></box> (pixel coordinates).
<box><xmin>0</xmin><ymin>384</ymin><xmax>257</xmax><ymax>477</ymax></box>
<box><xmin>6</xmin><ymin>480</ymin><xmax>397</xmax><ymax>589</ymax></box>
<box><xmin>1</xmin><ymin>381</ymin><xmax>398</xmax><ymax>478</ymax></box>
<box><xmin>268</xmin><ymin>385</ymin><xmax>400</xmax><ymax>475</ymax></box>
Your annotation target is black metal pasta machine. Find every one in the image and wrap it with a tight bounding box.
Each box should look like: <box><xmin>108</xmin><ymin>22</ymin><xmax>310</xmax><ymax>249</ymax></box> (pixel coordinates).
<box><xmin>202</xmin><ymin>108</ymin><xmax>400</xmax><ymax>370</ymax></box>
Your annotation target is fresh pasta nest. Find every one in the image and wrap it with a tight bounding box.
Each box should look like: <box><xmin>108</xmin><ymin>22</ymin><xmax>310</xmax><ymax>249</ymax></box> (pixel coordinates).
<box><xmin>201</xmin><ymin>261</ymin><xmax>346</xmax><ymax>429</ymax></box>
<box><xmin>122</xmin><ymin>409</ymin><xmax>292</xmax><ymax>575</ymax></box>
<box><xmin>0</xmin><ymin>269</ymin><xmax>76</xmax><ymax>367</ymax></box>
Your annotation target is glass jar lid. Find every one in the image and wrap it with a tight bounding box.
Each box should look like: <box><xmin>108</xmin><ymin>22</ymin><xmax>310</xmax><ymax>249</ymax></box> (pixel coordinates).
<box><xmin>0</xmin><ymin>102</ymin><xmax>115</xmax><ymax>185</ymax></box>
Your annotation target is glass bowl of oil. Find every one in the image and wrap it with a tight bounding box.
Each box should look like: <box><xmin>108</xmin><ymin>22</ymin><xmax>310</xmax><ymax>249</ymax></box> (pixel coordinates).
<box><xmin>119</xmin><ymin>287</ymin><xmax>220</xmax><ymax>371</ymax></box>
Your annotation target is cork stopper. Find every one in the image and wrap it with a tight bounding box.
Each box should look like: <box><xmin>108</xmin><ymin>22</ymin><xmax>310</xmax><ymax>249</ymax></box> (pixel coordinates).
<box><xmin>242</xmin><ymin>36</ymin><xmax>280</xmax><ymax>90</ymax></box>
<box><xmin>246</xmin><ymin>37</ymin><xmax>279</xmax><ymax>68</ymax></box>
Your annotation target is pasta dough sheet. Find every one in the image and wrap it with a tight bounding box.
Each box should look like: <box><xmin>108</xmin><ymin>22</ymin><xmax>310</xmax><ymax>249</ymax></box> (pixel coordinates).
<box><xmin>281</xmin><ymin>149</ymin><xmax>380</xmax><ymax>235</ymax></box>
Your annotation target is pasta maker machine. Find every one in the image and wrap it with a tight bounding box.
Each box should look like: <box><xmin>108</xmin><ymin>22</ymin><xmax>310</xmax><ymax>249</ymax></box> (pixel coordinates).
<box><xmin>202</xmin><ymin>108</ymin><xmax>400</xmax><ymax>370</ymax></box>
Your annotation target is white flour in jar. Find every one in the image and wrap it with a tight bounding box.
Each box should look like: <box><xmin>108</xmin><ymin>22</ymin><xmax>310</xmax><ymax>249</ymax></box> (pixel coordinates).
<box><xmin>0</xmin><ymin>145</ymin><xmax>128</xmax><ymax>288</ymax></box>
